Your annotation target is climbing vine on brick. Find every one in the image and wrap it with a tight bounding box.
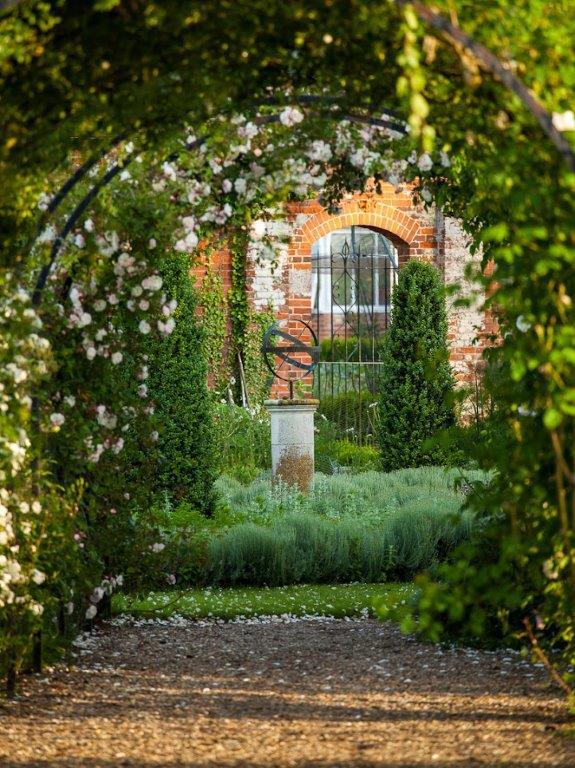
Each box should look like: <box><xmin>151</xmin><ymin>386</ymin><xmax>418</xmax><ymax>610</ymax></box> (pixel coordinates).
<box><xmin>199</xmin><ymin>270</ymin><xmax>229</xmax><ymax>395</ymax></box>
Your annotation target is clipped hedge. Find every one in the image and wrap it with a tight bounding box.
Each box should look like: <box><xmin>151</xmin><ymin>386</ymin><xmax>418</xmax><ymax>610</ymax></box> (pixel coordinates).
<box><xmin>315</xmin><ymin>439</ymin><xmax>380</xmax><ymax>474</ymax></box>
<box><xmin>206</xmin><ymin>508</ymin><xmax>475</xmax><ymax>587</ymax></box>
<box><xmin>379</xmin><ymin>261</ymin><xmax>455</xmax><ymax>471</ymax></box>
<box><xmin>320</xmin><ymin>336</ymin><xmax>377</xmax><ymax>362</ymax></box>
<box><xmin>125</xmin><ymin>468</ymin><xmax>486</xmax><ymax>589</ymax></box>
<box><xmin>148</xmin><ymin>253</ymin><xmax>216</xmax><ymax>514</ymax></box>
<box><xmin>317</xmin><ymin>390</ymin><xmax>379</xmax><ymax>444</ymax></box>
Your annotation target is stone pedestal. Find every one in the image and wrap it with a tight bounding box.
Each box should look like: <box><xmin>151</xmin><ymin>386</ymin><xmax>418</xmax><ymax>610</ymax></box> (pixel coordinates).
<box><xmin>264</xmin><ymin>399</ymin><xmax>319</xmax><ymax>492</ymax></box>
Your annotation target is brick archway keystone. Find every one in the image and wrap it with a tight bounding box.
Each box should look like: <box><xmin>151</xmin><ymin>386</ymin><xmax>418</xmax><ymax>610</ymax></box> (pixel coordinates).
<box><xmin>299</xmin><ymin>202</ymin><xmax>421</xmax><ymax>247</ymax></box>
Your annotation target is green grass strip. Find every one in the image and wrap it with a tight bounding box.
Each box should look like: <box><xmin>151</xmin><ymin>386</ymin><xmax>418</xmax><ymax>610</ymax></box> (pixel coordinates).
<box><xmin>113</xmin><ymin>582</ymin><xmax>415</xmax><ymax>621</ymax></box>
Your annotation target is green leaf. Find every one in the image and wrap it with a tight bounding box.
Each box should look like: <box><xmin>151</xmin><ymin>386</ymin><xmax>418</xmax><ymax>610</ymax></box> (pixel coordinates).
<box><xmin>543</xmin><ymin>408</ymin><xmax>562</xmax><ymax>430</ymax></box>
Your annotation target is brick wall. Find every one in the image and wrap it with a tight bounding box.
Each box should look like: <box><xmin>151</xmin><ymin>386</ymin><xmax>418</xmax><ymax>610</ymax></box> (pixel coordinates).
<box><xmin>442</xmin><ymin>217</ymin><xmax>496</xmax><ymax>384</ymax></box>
<box><xmin>192</xmin><ymin>185</ymin><xmax>493</xmax><ymax>398</ymax></box>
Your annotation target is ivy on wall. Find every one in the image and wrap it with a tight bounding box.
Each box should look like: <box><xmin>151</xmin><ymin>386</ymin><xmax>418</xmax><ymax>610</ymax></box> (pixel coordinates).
<box><xmin>242</xmin><ymin>308</ymin><xmax>276</xmax><ymax>407</ymax></box>
<box><xmin>199</xmin><ymin>270</ymin><xmax>229</xmax><ymax>394</ymax></box>
<box><xmin>197</xmin><ymin>227</ymin><xmax>276</xmax><ymax>407</ymax></box>
<box><xmin>228</xmin><ymin>229</ymin><xmax>251</xmax><ymax>403</ymax></box>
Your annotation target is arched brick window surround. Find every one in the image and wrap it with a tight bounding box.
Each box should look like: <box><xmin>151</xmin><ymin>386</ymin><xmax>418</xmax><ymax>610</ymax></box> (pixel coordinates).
<box><xmin>266</xmin><ymin>194</ymin><xmax>437</xmax><ymax>395</ymax></box>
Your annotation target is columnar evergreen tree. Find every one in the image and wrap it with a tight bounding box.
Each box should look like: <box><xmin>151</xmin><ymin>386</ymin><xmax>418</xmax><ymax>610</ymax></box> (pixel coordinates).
<box><xmin>379</xmin><ymin>260</ymin><xmax>455</xmax><ymax>471</ymax></box>
<box><xmin>148</xmin><ymin>253</ymin><xmax>216</xmax><ymax>515</ymax></box>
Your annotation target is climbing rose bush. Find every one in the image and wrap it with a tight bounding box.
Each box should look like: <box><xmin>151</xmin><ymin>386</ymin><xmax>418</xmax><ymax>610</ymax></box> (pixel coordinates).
<box><xmin>0</xmin><ymin>273</ymin><xmax>87</xmax><ymax>679</ymax></box>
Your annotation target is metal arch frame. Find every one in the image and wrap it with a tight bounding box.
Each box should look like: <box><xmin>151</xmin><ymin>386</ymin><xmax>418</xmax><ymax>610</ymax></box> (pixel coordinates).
<box><xmin>32</xmin><ymin>159</ymin><xmax>134</xmax><ymax>305</ymax></box>
<box><xmin>30</xmin><ymin>95</ymin><xmax>409</xmax><ymax>307</ymax></box>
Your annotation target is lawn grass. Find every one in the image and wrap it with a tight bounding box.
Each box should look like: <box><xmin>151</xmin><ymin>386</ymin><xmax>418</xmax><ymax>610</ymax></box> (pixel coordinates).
<box><xmin>113</xmin><ymin>582</ymin><xmax>415</xmax><ymax>621</ymax></box>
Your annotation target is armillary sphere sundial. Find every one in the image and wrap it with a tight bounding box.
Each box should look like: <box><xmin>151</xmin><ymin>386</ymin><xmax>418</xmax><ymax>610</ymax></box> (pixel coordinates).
<box><xmin>262</xmin><ymin>319</ymin><xmax>320</xmax><ymax>399</ymax></box>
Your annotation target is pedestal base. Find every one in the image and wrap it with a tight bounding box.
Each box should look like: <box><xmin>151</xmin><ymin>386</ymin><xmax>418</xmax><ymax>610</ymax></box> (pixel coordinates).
<box><xmin>264</xmin><ymin>399</ymin><xmax>319</xmax><ymax>492</ymax></box>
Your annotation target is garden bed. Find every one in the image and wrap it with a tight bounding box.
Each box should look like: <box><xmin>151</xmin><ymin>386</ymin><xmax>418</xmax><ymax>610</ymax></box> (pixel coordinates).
<box><xmin>125</xmin><ymin>467</ymin><xmax>488</xmax><ymax>590</ymax></box>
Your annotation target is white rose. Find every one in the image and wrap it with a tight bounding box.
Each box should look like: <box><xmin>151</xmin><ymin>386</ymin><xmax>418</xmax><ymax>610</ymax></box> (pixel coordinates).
<box><xmin>252</xmin><ymin>220</ymin><xmax>267</xmax><ymax>239</ymax></box>
<box><xmin>162</xmin><ymin>161</ymin><xmax>177</xmax><ymax>180</ymax></box>
<box><xmin>37</xmin><ymin>192</ymin><xmax>51</xmax><ymax>211</ymax></box>
<box><xmin>421</xmin><ymin>187</ymin><xmax>433</xmax><ymax>203</ymax></box>
<box><xmin>349</xmin><ymin>148</ymin><xmax>367</xmax><ymax>169</ymax></box>
<box><xmin>93</xmin><ymin>299</ymin><xmax>107</xmax><ymax>312</ymax></box>
<box><xmin>111</xmin><ymin>352</ymin><xmax>123</xmax><ymax>365</ymax></box>
<box><xmin>306</xmin><ymin>140</ymin><xmax>332</xmax><ymax>163</ymax></box>
<box><xmin>141</xmin><ymin>275</ymin><xmax>163</xmax><ymax>292</ymax></box>
<box><xmin>117</xmin><ymin>253</ymin><xmax>134</xmax><ymax>269</ymax></box>
<box><xmin>516</xmin><ymin>315</ymin><xmax>532</xmax><ymax>333</ymax></box>
<box><xmin>184</xmin><ymin>232</ymin><xmax>199</xmax><ymax>251</ymax></box>
<box><xmin>50</xmin><ymin>412</ymin><xmax>65</xmax><ymax>427</ymax></box>
<box><xmin>417</xmin><ymin>153</ymin><xmax>433</xmax><ymax>172</ymax></box>
<box><xmin>279</xmin><ymin>107</ymin><xmax>304</xmax><ymax>127</ymax></box>
<box><xmin>552</xmin><ymin>110</ymin><xmax>575</xmax><ymax>132</ymax></box>
<box><xmin>78</xmin><ymin>312</ymin><xmax>92</xmax><ymax>327</ymax></box>
<box><xmin>85</xmin><ymin>604</ymin><xmax>97</xmax><ymax>620</ymax></box>
<box><xmin>112</xmin><ymin>437</ymin><xmax>124</xmax><ymax>454</ymax></box>
<box><xmin>234</xmin><ymin>177</ymin><xmax>247</xmax><ymax>195</ymax></box>
<box><xmin>440</xmin><ymin>151</ymin><xmax>451</xmax><ymax>168</ymax></box>
<box><xmin>31</xmin><ymin>569</ymin><xmax>46</xmax><ymax>585</ymax></box>
<box><xmin>174</xmin><ymin>239</ymin><xmax>187</xmax><ymax>252</ymax></box>
<box><xmin>209</xmin><ymin>158</ymin><xmax>222</xmax><ymax>175</ymax></box>
<box><xmin>158</xmin><ymin>318</ymin><xmax>175</xmax><ymax>335</ymax></box>
<box><xmin>86</xmin><ymin>347</ymin><xmax>97</xmax><ymax>360</ymax></box>
<box><xmin>138</xmin><ymin>320</ymin><xmax>151</xmax><ymax>335</ymax></box>
<box><xmin>92</xmin><ymin>587</ymin><xmax>105</xmax><ymax>602</ymax></box>
<box><xmin>37</xmin><ymin>225</ymin><xmax>57</xmax><ymax>244</ymax></box>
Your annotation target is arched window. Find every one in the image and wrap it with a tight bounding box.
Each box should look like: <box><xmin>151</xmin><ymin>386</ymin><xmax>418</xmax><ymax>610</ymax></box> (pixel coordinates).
<box><xmin>311</xmin><ymin>225</ymin><xmax>398</xmax><ymax>353</ymax></box>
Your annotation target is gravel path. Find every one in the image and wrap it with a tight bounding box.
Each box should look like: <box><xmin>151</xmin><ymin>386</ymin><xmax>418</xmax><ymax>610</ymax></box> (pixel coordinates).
<box><xmin>1</xmin><ymin>616</ymin><xmax>574</xmax><ymax>767</ymax></box>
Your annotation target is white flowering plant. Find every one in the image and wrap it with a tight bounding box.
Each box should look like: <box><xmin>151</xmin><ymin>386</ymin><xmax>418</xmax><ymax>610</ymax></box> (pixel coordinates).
<box><xmin>0</xmin><ymin>273</ymin><xmax>89</xmax><ymax>681</ymax></box>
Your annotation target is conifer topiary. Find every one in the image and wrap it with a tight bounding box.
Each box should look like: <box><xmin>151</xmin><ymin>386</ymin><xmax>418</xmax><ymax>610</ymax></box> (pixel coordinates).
<box><xmin>148</xmin><ymin>253</ymin><xmax>216</xmax><ymax>514</ymax></box>
<box><xmin>379</xmin><ymin>259</ymin><xmax>455</xmax><ymax>471</ymax></box>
